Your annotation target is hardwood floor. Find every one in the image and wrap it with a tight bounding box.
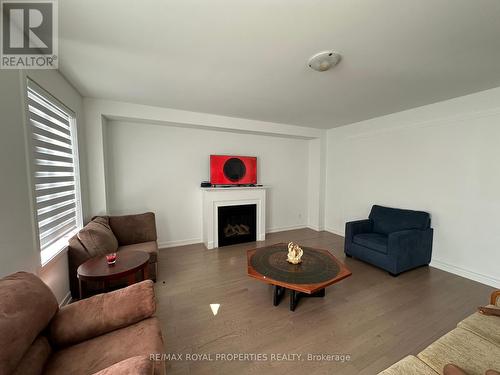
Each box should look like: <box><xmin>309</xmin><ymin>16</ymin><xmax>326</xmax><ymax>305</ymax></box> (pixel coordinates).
<box><xmin>154</xmin><ymin>229</ymin><xmax>493</xmax><ymax>375</ymax></box>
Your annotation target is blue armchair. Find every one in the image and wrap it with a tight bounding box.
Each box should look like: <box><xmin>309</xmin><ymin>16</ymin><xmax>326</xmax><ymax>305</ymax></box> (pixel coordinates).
<box><xmin>344</xmin><ymin>205</ymin><xmax>433</xmax><ymax>276</ymax></box>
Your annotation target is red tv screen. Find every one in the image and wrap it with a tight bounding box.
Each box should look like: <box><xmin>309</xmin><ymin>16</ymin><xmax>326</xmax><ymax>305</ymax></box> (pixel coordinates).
<box><xmin>210</xmin><ymin>155</ymin><xmax>257</xmax><ymax>185</ymax></box>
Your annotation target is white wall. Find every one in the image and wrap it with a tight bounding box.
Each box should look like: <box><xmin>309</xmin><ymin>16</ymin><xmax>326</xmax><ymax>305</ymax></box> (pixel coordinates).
<box><xmin>0</xmin><ymin>70</ymin><xmax>86</xmax><ymax>304</ymax></box>
<box><xmin>325</xmin><ymin>86</ymin><xmax>500</xmax><ymax>288</ymax></box>
<box><xmin>307</xmin><ymin>137</ymin><xmax>327</xmax><ymax>231</ymax></box>
<box><xmin>83</xmin><ymin>98</ymin><xmax>324</xmax><ymax>218</ymax></box>
<box><xmin>0</xmin><ymin>71</ymin><xmax>39</xmax><ymax>276</ymax></box>
<box><xmin>105</xmin><ymin>120</ymin><xmax>310</xmax><ymax>247</ymax></box>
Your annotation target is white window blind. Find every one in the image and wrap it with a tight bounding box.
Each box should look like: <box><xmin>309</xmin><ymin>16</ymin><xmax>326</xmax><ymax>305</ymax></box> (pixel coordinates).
<box><xmin>26</xmin><ymin>79</ymin><xmax>82</xmax><ymax>265</ymax></box>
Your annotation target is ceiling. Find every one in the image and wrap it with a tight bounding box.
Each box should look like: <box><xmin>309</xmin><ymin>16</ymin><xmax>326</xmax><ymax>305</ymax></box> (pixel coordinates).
<box><xmin>59</xmin><ymin>0</ymin><xmax>500</xmax><ymax>129</ymax></box>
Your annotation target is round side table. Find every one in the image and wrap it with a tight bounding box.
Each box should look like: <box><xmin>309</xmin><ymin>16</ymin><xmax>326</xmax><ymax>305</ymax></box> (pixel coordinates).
<box><xmin>77</xmin><ymin>251</ymin><xmax>149</xmax><ymax>299</ymax></box>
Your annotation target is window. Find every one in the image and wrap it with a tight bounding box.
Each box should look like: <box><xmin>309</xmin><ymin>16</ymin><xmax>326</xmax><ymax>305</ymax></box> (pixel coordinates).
<box><xmin>26</xmin><ymin>79</ymin><xmax>83</xmax><ymax>266</ymax></box>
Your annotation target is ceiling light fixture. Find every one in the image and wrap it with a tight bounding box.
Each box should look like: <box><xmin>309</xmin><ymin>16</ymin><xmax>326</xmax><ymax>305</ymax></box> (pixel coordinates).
<box><xmin>308</xmin><ymin>50</ymin><xmax>341</xmax><ymax>72</ymax></box>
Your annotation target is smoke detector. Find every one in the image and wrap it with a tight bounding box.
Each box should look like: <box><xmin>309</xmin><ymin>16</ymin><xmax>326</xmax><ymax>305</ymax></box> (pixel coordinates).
<box><xmin>308</xmin><ymin>51</ymin><xmax>341</xmax><ymax>72</ymax></box>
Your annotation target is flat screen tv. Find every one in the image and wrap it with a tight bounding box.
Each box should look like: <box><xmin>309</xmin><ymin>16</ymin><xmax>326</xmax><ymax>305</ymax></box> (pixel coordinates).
<box><xmin>210</xmin><ymin>155</ymin><xmax>257</xmax><ymax>185</ymax></box>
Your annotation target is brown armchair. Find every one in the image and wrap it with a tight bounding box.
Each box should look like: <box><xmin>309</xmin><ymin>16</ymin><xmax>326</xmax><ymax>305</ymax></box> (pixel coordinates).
<box><xmin>0</xmin><ymin>272</ymin><xmax>165</xmax><ymax>375</ymax></box>
<box><xmin>68</xmin><ymin>212</ymin><xmax>159</xmax><ymax>298</ymax></box>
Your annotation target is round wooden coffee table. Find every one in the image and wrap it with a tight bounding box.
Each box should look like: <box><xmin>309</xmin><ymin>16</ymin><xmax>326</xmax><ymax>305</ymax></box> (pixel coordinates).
<box><xmin>77</xmin><ymin>251</ymin><xmax>149</xmax><ymax>299</ymax></box>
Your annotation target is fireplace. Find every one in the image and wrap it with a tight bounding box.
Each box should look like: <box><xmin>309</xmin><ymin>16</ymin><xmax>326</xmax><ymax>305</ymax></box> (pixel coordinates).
<box><xmin>218</xmin><ymin>204</ymin><xmax>257</xmax><ymax>247</ymax></box>
<box><xmin>202</xmin><ymin>186</ymin><xmax>266</xmax><ymax>249</ymax></box>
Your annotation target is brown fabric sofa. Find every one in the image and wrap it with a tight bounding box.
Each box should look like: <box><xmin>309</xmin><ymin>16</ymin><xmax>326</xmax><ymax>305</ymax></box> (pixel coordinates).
<box><xmin>68</xmin><ymin>212</ymin><xmax>158</xmax><ymax>299</ymax></box>
<box><xmin>379</xmin><ymin>290</ymin><xmax>500</xmax><ymax>375</ymax></box>
<box><xmin>0</xmin><ymin>272</ymin><xmax>165</xmax><ymax>375</ymax></box>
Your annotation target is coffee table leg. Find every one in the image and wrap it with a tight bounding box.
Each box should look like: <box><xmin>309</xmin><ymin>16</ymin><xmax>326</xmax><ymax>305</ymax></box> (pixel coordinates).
<box><xmin>127</xmin><ymin>273</ymin><xmax>136</xmax><ymax>285</ymax></box>
<box><xmin>103</xmin><ymin>279</ymin><xmax>110</xmax><ymax>293</ymax></box>
<box><xmin>79</xmin><ymin>278</ymin><xmax>85</xmax><ymax>300</ymax></box>
<box><xmin>312</xmin><ymin>288</ymin><xmax>326</xmax><ymax>297</ymax></box>
<box><xmin>273</xmin><ymin>285</ymin><xmax>285</xmax><ymax>306</ymax></box>
<box><xmin>290</xmin><ymin>290</ymin><xmax>299</xmax><ymax>311</ymax></box>
<box><xmin>290</xmin><ymin>289</ymin><xmax>326</xmax><ymax>311</ymax></box>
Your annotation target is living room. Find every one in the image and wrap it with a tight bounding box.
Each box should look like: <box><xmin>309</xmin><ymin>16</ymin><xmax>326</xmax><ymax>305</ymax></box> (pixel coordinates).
<box><xmin>1</xmin><ymin>1</ymin><xmax>499</xmax><ymax>374</ymax></box>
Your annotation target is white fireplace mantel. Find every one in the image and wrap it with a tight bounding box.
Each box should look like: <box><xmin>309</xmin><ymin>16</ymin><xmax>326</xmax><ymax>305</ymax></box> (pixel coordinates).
<box><xmin>201</xmin><ymin>187</ymin><xmax>267</xmax><ymax>249</ymax></box>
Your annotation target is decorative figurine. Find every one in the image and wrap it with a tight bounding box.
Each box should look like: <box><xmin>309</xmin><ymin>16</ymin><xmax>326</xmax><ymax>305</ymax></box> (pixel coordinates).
<box><xmin>287</xmin><ymin>242</ymin><xmax>303</xmax><ymax>264</ymax></box>
<box><xmin>106</xmin><ymin>252</ymin><xmax>117</xmax><ymax>265</ymax></box>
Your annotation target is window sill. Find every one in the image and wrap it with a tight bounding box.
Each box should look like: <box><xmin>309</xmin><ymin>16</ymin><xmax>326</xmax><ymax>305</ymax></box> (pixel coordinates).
<box><xmin>40</xmin><ymin>228</ymin><xmax>79</xmax><ymax>267</ymax></box>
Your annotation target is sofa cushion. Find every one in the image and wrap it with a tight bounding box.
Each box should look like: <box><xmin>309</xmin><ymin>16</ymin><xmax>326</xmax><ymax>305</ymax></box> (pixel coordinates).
<box><xmin>118</xmin><ymin>241</ymin><xmax>158</xmax><ymax>263</ymax></box>
<box><xmin>77</xmin><ymin>217</ymin><xmax>118</xmax><ymax>257</ymax></box>
<box><xmin>370</xmin><ymin>205</ymin><xmax>430</xmax><ymax>235</ymax></box>
<box><xmin>353</xmin><ymin>233</ymin><xmax>388</xmax><ymax>254</ymax></box>
<box><xmin>91</xmin><ymin>356</ymin><xmax>155</xmax><ymax>375</ymax></box>
<box><xmin>109</xmin><ymin>212</ymin><xmax>157</xmax><ymax>246</ymax></box>
<box><xmin>377</xmin><ymin>355</ymin><xmax>438</xmax><ymax>375</ymax></box>
<box><xmin>50</xmin><ymin>280</ymin><xmax>156</xmax><ymax>348</ymax></box>
<box><xmin>12</xmin><ymin>336</ymin><xmax>52</xmax><ymax>375</ymax></box>
<box><xmin>417</xmin><ymin>327</ymin><xmax>500</xmax><ymax>375</ymax></box>
<box><xmin>0</xmin><ymin>272</ymin><xmax>58</xmax><ymax>375</ymax></box>
<box><xmin>458</xmin><ymin>306</ymin><xmax>500</xmax><ymax>346</ymax></box>
<box><xmin>67</xmin><ymin>235</ymin><xmax>92</xmax><ymax>299</ymax></box>
<box><xmin>43</xmin><ymin>318</ymin><xmax>164</xmax><ymax>375</ymax></box>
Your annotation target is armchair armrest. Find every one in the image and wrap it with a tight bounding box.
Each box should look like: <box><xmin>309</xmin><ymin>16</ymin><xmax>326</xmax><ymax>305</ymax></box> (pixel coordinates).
<box><xmin>491</xmin><ymin>290</ymin><xmax>500</xmax><ymax>307</ymax></box>
<box><xmin>345</xmin><ymin>219</ymin><xmax>372</xmax><ymax>253</ymax></box>
<box><xmin>49</xmin><ymin>280</ymin><xmax>156</xmax><ymax>348</ymax></box>
<box><xmin>109</xmin><ymin>212</ymin><xmax>157</xmax><ymax>246</ymax></box>
<box><xmin>388</xmin><ymin>229</ymin><xmax>422</xmax><ymax>249</ymax></box>
<box><xmin>388</xmin><ymin>228</ymin><xmax>433</xmax><ymax>263</ymax></box>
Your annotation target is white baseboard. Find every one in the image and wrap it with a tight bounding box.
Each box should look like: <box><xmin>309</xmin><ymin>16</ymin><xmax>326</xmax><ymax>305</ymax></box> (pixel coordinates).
<box><xmin>158</xmin><ymin>238</ymin><xmax>201</xmax><ymax>249</ymax></box>
<box><xmin>306</xmin><ymin>225</ymin><xmax>325</xmax><ymax>232</ymax></box>
<box><xmin>266</xmin><ymin>224</ymin><xmax>307</xmax><ymax>234</ymax></box>
<box><xmin>430</xmin><ymin>259</ymin><xmax>500</xmax><ymax>288</ymax></box>
<box><xmin>325</xmin><ymin>227</ymin><xmax>345</xmax><ymax>236</ymax></box>
<box><xmin>59</xmin><ymin>291</ymin><xmax>72</xmax><ymax>307</ymax></box>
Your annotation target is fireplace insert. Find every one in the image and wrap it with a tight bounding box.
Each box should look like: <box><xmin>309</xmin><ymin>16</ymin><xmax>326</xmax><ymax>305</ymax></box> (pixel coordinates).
<box><xmin>218</xmin><ymin>204</ymin><xmax>257</xmax><ymax>247</ymax></box>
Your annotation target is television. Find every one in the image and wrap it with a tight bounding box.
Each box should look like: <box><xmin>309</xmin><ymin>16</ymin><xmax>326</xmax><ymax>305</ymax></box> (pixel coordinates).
<box><xmin>210</xmin><ymin>155</ymin><xmax>257</xmax><ymax>185</ymax></box>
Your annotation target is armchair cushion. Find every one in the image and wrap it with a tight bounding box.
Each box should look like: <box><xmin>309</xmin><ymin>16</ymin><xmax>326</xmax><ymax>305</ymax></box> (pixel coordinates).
<box><xmin>0</xmin><ymin>272</ymin><xmax>58</xmax><ymax>375</ymax></box>
<box><xmin>77</xmin><ymin>216</ymin><xmax>118</xmax><ymax>257</ymax></box>
<box><xmin>50</xmin><ymin>280</ymin><xmax>156</xmax><ymax>348</ymax></box>
<box><xmin>44</xmin><ymin>318</ymin><xmax>164</xmax><ymax>375</ymax></box>
<box><xmin>109</xmin><ymin>212</ymin><xmax>157</xmax><ymax>246</ymax></box>
<box><xmin>370</xmin><ymin>205</ymin><xmax>430</xmax><ymax>235</ymax></box>
<box><xmin>353</xmin><ymin>233</ymin><xmax>388</xmax><ymax>254</ymax></box>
